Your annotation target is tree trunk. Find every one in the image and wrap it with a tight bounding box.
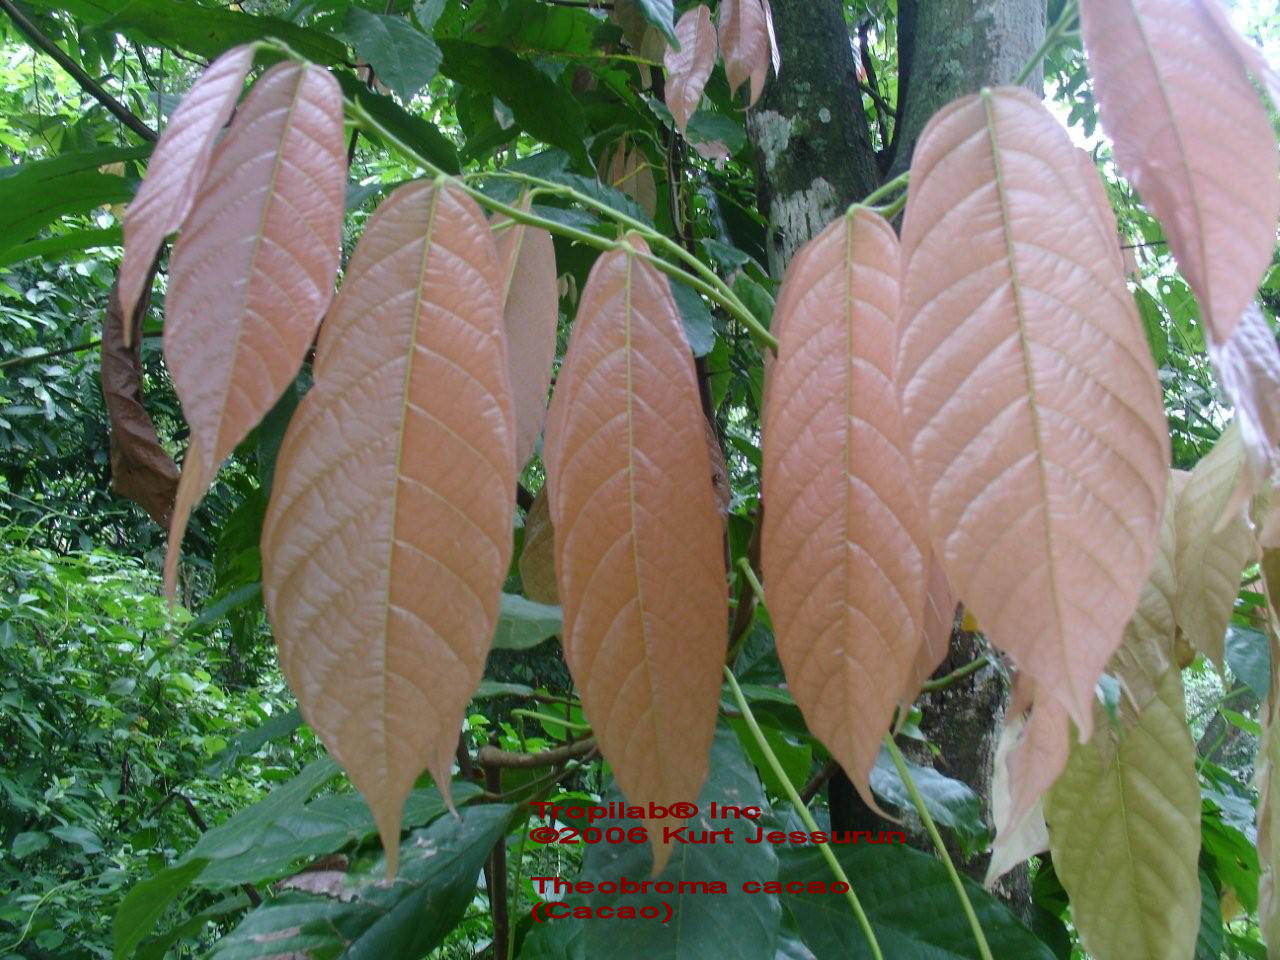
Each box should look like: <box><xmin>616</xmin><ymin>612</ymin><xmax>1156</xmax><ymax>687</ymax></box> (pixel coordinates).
<box><xmin>746</xmin><ymin>0</ymin><xmax>1046</xmax><ymax>918</ymax></box>
<box><xmin>891</xmin><ymin>0</ymin><xmax>1045</xmax><ymax>175</ymax></box>
<box><xmin>745</xmin><ymin>0</ymin><xmax>879</xmax><ymax>276</ymax></box>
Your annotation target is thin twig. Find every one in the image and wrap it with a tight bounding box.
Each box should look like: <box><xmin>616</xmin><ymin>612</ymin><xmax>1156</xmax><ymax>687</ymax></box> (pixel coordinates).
<box><xmin>0</xmin><ymin>0</ymin><xmax>157</xmax><ymax>141</ymax></box>
<box><xmin>477</xmin><ymin>738</ymin><xmax>596</xmax><ymax>769</ymax></box>
<box><xmin>799</xmin><ymin>759</ymin><xmax>839</xmax><ymax>805</ymax></box>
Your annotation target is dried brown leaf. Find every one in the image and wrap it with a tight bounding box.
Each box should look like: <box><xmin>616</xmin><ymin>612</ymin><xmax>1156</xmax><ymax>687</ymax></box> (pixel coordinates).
<box><xmin>543</xmin><ymin>234</ymin><xmax>727</xmax><ymax>873</ymax></box>
<box><xmin>100</xmin><ymin>272</ymin><xmax>179</xmax><ymax>526</ymax></box>
<box><xmin>898</xmin><ymin>87</ymin><xmax>1169</xmax><ymax>738</ymax></box>
<box><xmin>261</xmin><ymin>181</ymin><xmax>515</xmax><ymax>875</ymax></box>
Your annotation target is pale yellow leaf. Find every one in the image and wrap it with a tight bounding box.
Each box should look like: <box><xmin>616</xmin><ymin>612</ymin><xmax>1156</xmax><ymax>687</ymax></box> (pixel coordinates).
<box><xmin>1174</xmin><ymin>423</ymin><xmax>1258</xmax><ymax>665</ymax></box>
<box><xmin>986</xmin><ymin>712</ymin><xmax>1049</xmax><ymax>887</ymax></box>
<box><xmin>897</xmin><ymin>87</ymin><xmax>1169</xmax><ymax>738</ymax></box>
<box><xmin>261</xmin><ymin>180</ymin><xmax>516</xmax><ymax>875</ymax></box>
<box><xmin>1045</xmin><ymin>668</ymin><xmax>1201</xmax><ymax>960</ymax></box>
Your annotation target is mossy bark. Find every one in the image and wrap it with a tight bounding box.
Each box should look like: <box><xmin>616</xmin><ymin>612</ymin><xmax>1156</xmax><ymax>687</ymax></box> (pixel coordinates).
<box><xmin>745</xmin><ymin>0</ymin><xmax>879</xmax><ymax>275</ymax></box>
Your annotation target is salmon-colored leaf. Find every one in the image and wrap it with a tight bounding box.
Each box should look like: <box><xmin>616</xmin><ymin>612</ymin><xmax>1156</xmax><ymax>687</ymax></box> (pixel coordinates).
<box><xmin>1078</xmin><ymin>0</ymin><xmax>1280</xmax><ymax>345</ymax></box>
<box><xmin>119</xmin><ymin>45</ymin><xmax>255</xmax><ymax>334</ymax></box>
<box><xmin>519</xmin><ymin>487</ymin><xmax>559</xmax><ymax>605</ymax></box>
<box><xmin>543</xmin><ymin>234</ymin><xmax>727</xmax><ymax>873</ymax></box>
<box><xmin>1115</xmin><ymin>470</ymin><xmax>1187</xmax><ymax>707</ymax></box>
<box><xmin>664</xmin><ymin>6</ymin><xmax>716</xmax><ymax>134</ymax></box>
<box><xmin>162</xmin><ymin>61</ymin><xmax>345</xmax><ymax>595</ymax></box>
<box><xmin>717</xmin><ymin>0</ymin><xmax>771</xmax><ymax>107</ymax></box>
<box><xmin>100</xmin><ymin>272</ymin><xmax>178</xmax><ymax>526</ymax></box>
<box><xmin>261</xmin><ymin>180</ymin><xmax>515</xmax><ymax>875</ymax></box>
<box><xmin>898</xmin><ymin>87</ymin><xmax>1169</xmax><ymax>739</ymax></box>
<box><xmin>998</xmin><ymin>470</ymin><xmax>1180</xmax><ymax>855</ymax></box>
<box><xmin>601</xmin><ymin>136</ymin><xmax>658</xmax><ymax>221</ymax></box>
<box><xmin>762</xmin><ymin>208</ymin><xmax>928</xmax><ymax>807</ymax></box>
<box><xmin>901</xmin><ymin>552</ymin><xmax>954</xmax><ymax>707</ymax></box>
<box><xmin>1174</xmin><ymin>423</ymin><xmax>1258</xmax><ymax>665</ymax></box>
<box><xmin>1209</xmin><ymin>303</ymin><xmax>1280</xmax><ymax>503</ymax></box>
<box><xmin>493</xmin><ymin>203</ymin><xmax>559</xmax><ymax>469</ymax></box>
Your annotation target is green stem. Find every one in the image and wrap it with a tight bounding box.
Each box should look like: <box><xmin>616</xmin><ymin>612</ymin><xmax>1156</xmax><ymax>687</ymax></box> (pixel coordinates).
<box><xmin>476</xmin><ymin>168</ymin><xmax>771</xmax><ymax>346</ymax></box>
<box><xmin>735</xmin><ymin>557</ymin><xmax>766</xmax><ymax>607</ymax></box>
<box><xmin>884</xmin><ymin>737</ymin><xmax>994</xmax><ymax>960</ymax></box>
<box><xmin>1015</xmin><ymin>0</ymin><xmax>1078</xmax><ymax>86</ymax></box>
<box><xmin>724</xmin><ymin>668</ymin><xmax>885</xmax><ymax>960</ymax></box>
<box><xmin>860</xmin><ymin>171</ymin><xmax>909</xmax><ymax>207</ymax></box>
<box><xmin>920</xmin><ymin>656</ymin><xmax>988</xmax><ymax>693</ymax></box>
<box><xmin>511</xmin><ymin>708</ymin><xmax>592</xmax><ymax>733</ymax></box>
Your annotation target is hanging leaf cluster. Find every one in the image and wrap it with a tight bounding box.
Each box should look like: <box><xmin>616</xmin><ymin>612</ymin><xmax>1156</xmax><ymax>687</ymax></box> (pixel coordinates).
<box><xmin>112</xmin><ymin>0</ymin><xmax>1280</xmax><ymax>956</ymax></box>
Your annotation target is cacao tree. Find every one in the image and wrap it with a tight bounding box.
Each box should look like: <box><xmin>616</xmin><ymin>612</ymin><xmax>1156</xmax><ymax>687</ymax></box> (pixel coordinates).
<box><xmin>0</xmin><ymin>0</ymin><xmax>1278</xmax><ymax>958</ymax></box>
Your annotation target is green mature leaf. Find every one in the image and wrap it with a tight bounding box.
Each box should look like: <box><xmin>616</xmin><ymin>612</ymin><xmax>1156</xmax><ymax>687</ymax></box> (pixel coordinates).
<box><xmin>518</xmin><ymin>916</ymin><xmax>588</xmax><ymax>959</ymax></box>
<box><xmin>1202</xmin><ymin>815</ymin><xmax>1259</xmax><ymax>913</ymax></box>
<box><xmin>574</xmin><ymin>727</ymin><xmax>782</xmax><ymax>960</ymax></box>
<box><xmin>200</xmin><ymin>782</ymin><xmax>482</xmax><ymax>887</ymax></box>
<box><xmin>868</xmin><ymin>749</ymin><xmax>988</xmax><ymax>854</ymax></box>
<box><xmin>51</xmin><ymin>824</ymin><xmax>103</xmax><ymax>853</ymax></box>
<box><xmin>460</xmin><ymin>0</ymin><xmax>608</xmax><ymax>54</ymax></box>
<box><xmin>204</xmin><ymin>707</ymin><xmax>303</xmax><ymax>776</ymax></box>
<box><xmin>210</xmin><ymin>804</ymin><xmax>513</xmax><ymax>959</ymax></box>
<box><xmin>12</xmin><ymin>831</ymin><xmax>49</xmax><ymax>858</ymax></box>
<box><xmin>779</xmin><ymin>833</ymin><xmax>1055</xmax><ymax>959</ymax></box>
<box><xmin>492</xmin><ymin>593</ymin><xmax>562</xmax><ymax>650</ymax></box>
<box><xmin>474</xmin><ymin>679</ymin><xmax>537</xmax><ymax>699</ymax></box>
<box><xmin>1135</xmin><ymin>287</ymin><xmax>1169</xmax><ymax>368</ymax></box>
<box><xmin>189</xmin><ymin>582</ymin><xmax>262</xmax><ymax>633</ymax></box>
<box><xmin>345</xmin><ymin>9</ymin><xmax>442</xmax><ymax>103</ymax></box>
<box><xmin>0</xmin><ymin>227</ymin><xmax>121</xmax><ymax>268</ymax></box>
<box><xmin>1045</xmin><ymin>669</ymin><xmax>1200</xmax><ymax>960</ymax></box>
<box><xmin>438</xmin><ymin>40</ymin><xmax>588</xmax><ymax>165</ymax></box>
<box><xmin>628</xmin><ymin>0</ymin><xmax>678</xmax><ymax>45</ymax></box>
<box><xmin>670</xmin><ymin>281</ymin><xmax>716</xmax><ymax>357</ymax></box>
<box><xmin>728</xmin><ymin>715</ymin><xmax>810</xmax><ymax>796</ymax></box>
<box><xmin>0</xmin><ymin>146</ymin><xmax>146</xmax><ymax>255</ymax></box>
<box><xmin>337</xmin><ymin>73</ymin><xmax>461</xmax><ymax>174</ymax></box>
<box><xmin>113</xmin><ymin>857</ymin><xmax>210</xmax><ymax>960</ymax></box>
<box><xmin>192</xmin><ymin>758</ymin><xmax>340</xmax><ymax>862</ymax></box>
<box><xmin>1195</xmin><ymin>871</ymin><xmax>1225</xmax><ymax>960</ymax></box>
<box><xmin>135</xmin><ymin>893</ymin><xmax>251</xmax><ymax>960</ymax></box>
<box><xmin>96</xmin><ymin>0</ymin><xmax>346</xmax><ymax>62</ymax></box>
<box><xmin>733</xmin><ymin>273</ymin><xmax>776</xmax><ymax>331</ymax></box>
<box><xmin>1226</xmin><ymin>625</ymin><xmax>1271</xmax><ymax>700</ymax></box>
